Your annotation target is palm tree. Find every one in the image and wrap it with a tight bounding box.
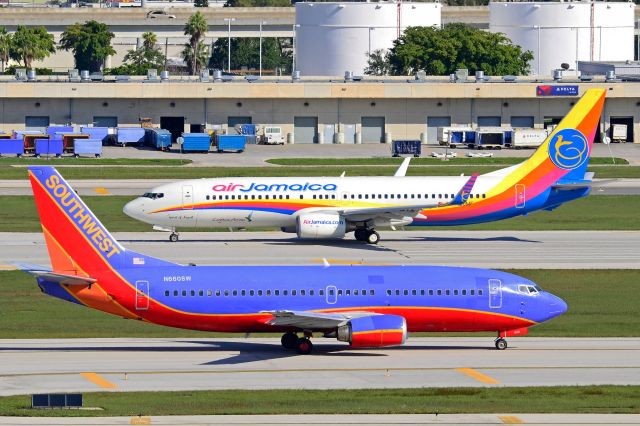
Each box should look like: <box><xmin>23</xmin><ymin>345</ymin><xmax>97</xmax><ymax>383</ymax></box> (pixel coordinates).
<box><xmin>0</xmin><ymin>28</ymin><xmax>11</xmax><ymax>73</ymax></box>
<box><xmin>142</xmin><ymin>31</ymin><xmax>157</xmax><ymax>51</ymax></box>
<box><xmin>183</xmin><ymin>12</ymin><xmax>208</xmax><ymax>75</ymax></box>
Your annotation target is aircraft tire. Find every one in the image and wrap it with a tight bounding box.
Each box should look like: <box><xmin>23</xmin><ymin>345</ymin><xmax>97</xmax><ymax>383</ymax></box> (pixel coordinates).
<box><xmin>495</xmin><ymin>338</ymin><xmax>508</xmax><ymax>350</ymax></box>
<box><xmin>366</xmin><ymin>231</ymin><xmax>380</xmax><ymax>245</ymax></box>
<box><xmin>296</xmin><ymin>337</ymin><xmax>313</xmax><ymax>355</ymax></box>
<box><xmin>281</xmin><ymin>332</ymin><xmax>298</xmax><ymax>349</ymax></box>
<box><xmin>354</xmin><ymin>229</ymin><xmax>366</xmax><ymax>241</ymax></box>
<box><xmin>169</xmin><ymin>233</ymin><xmax>179</xmax><ymax>242</ymax></box>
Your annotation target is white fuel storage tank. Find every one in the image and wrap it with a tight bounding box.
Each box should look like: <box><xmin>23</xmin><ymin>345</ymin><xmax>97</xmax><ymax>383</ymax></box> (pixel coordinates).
<box><xmin>295</xmin><ymin>1</ymin><xmax>441</xmax><ymax>77</ymax></box>
<box><xmin>489</xmin><ymin>1</ymin><xmax>634</xmax><ymax>77</ymax></box>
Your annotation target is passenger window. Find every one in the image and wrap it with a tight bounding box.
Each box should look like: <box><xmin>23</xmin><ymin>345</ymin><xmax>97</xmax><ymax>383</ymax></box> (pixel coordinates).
<box><xmin>224</xmin><ymin>290</ymin><xmax>229</xmax><ymax>296</ymax></box>
<box><xmin>258</xmin><ymin>290</ymin><xmax>263</xmax><ymax>296</ymax></box>
<box><xmin>250</xmin><ymin>290</ymin><xmax>255</xmax><ymax>296</ymax></box>
<box><xmin>346</xmin><ymin>289</ymin><xmax>351</xmax><ymax>296</ymax></box>
<box><xmin>173</xmin><ymin>290</ymin><xmax>178</xmax><ymax>296</ymax></box>
<box><xmin>445</xmin><ymin>290</ymin><xmax>450</xmax><ymax>296</ymax></box>
<box><xmin>412</xmin><ymin>289</ymin><xmax>417</xmax><ymax>296</ymax></box>
<box><xmin>437</xmin><ymin>290</ymin><xmax>442</xmax><ymax>295</ymax></box>
<box><xmin>275</xmin><ymin>290</ymin><xmax>280</xmax><ymax>296</ymax></box>
<box><xmin>329</xmin><ymin>289</ymin><xmax>334</xmax><ymax>296</ymax></box>
<box><xmin>453</xmin><ymin>290</ymin><xmax>458</xmax><ymax>296</ymax></box>
<box><xmin>319</xmin><ymin>289</ymin><xmax>324</xmax><ymax>296</ymax></box>
<box><xmin>283</xmin><ymin>290</ymin><xmax>288</xmax><ymax>296</ymax></box>
<box><xmin>300</xmin><ymin>289</ymin><xmax>305</xmax><ymax>296</ymax></box>
<box><xmin>232</xmin><ymin>290</ymin><xmax>238</xmax><ymax>296</ymax></box>
<box><xmin>462</xmin><ymin>289</ymin><xmax>466</xmax><ymax>295</ymax></box>
<box><xmin>429</xmin><ymin>290</ymin><xmax>434</xmax><ymax>296</ymax></box>
<box><xmin>478</xmin><ymin>289</ymin><xmax>483</xmax><ymax>296</ymax></box>
<box><xmin>470</xmin><ymin>289</ymin><xmax>475</xmax><ymax>295</ymax></box>
<box><xmin>370</xmin><ymin>290</ymin><xmax>375</xmax><ymax>296</ymax></box>
<box><xmin>403</xmin><ymin>289</ymin><xmax>408</xmax><ymax>296</ymax></box>
<box><xmin>310</xmin><ymin>289</ymin><xmax>315</xmax><ymax>296</ymax></box>
<box><xmin>338</xmin><ymin>289</ymin><xmax>343</xmax><ymax>296</ymax></box>
<box><xmin>266</xmin><ymin>290</ymin><xmax>271</xmax><ymax>296</ymax></box>
<box><xmin>215</xmin><ymin>290</ymin><xmax>221</xmax><ymax>296</ymax></box>
<box><xmin>164</xmin><ymin>290</ymin><xmax>169</xmax><ymax>296</ymax></box>
<box><xmin>199</xmin><ymin>290</ymin><xmax>204</xmax><ymax>296</ymax></box>
<box><xmin>212</xmin><ymin>195</ymin><xmax>217</xmax><ymax>200</ymax></box>
<box><xmin>354</xmin><ymin>289</ymin><xmax>359</xmax><ymax>296</ymax></box>
<box><xmin>395</xmin><ymin>289</ymin><xmax>400</xmax><ymax>296</ymax></box>
<box><xmin>241</xmin><ymin>290</ymin><xmax>246</xmax><ymax>296</ymax></box>
<box><xmin>386</xmin><ymin>289</ymin><xmax>392</xmax><ymax>296</ymax></box>
<box><xmin>190</xmin><ymin>290</ymin><xmax>195</xmax><ymax>296</ymax></box>
<box><xmin>182</xmin><ymin>290</ymin><xmax>187</xmax><ymax>296</ymax></box>
<box><xmin>206</xmin><ymin>196</ymin><xmax>210</xmax><ymax>201</ymax></box>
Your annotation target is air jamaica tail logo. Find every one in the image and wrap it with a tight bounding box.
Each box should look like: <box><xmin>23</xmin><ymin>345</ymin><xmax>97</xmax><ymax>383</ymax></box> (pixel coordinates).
<box><xmin>548</xmin><ymin>128</ymin><xmax>589</xmax><ymax>170</ymax></box>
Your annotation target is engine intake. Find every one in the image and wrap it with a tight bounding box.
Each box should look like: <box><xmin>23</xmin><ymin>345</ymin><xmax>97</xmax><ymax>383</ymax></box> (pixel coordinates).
<box><xmin>337</xmin><ymin>314</ymin><xmax>407</xmax><ymax>348</ymax></box>
<box><xmin>296</xmin><ymin>212</ymin><xmax>346</xmax><ymax>239</ymax></box>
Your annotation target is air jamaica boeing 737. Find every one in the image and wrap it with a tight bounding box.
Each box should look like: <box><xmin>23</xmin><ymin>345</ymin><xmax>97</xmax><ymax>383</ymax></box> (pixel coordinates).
<box><xmin>124</xmin><ymin>89</ymin><xmax>605</xmax><ymax>244</ymax></box>
<box><xmin>21</xmin><ymin>166</ymin><xmax>567</xmax><ymax>354</ymax></box>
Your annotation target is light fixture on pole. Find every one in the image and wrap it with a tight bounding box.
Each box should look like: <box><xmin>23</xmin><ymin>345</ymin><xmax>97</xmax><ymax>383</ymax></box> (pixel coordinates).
<box><xmin>224</xmin><ymin>18</ymin><xmax>236</xmax><ymax>74</ymax></box>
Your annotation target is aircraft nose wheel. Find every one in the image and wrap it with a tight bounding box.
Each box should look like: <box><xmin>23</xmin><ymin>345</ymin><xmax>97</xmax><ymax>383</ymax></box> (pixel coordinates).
<box><xmin>281</xmin><ymin>332</ymin><xmax>298</xmax><ymax>349</ymax></box>
<box><xmin>169</xmin><ymin>233</ymin><xmax>179</xmax><ymax>242</ymax></box>
<box><xmin>495</xmin><ymin>338</ymin><xmax>508</xmax><ymax>350</ymax></box>
<box><xmin>296</xmin><ymin>337</ymin><xmax>313</xmax><ymax>355</ymax></box>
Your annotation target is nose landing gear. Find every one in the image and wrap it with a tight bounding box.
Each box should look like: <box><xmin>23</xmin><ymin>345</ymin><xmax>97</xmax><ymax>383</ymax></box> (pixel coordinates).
<box><xmin>169</xmin><ymin>233</ymin><xmax>179</xmax><ymax>242</ymax></box>
<box><xmin>494</xmin><ymin>338</ymin><xmax>508</xmax><ymax>350</ymax></box>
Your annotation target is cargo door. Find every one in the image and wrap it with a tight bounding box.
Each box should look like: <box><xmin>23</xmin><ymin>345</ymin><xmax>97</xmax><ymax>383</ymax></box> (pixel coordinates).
<box><xmin>135</xmin><ymin>280</ymin><xmax>149</xmax><ymax>311</ymax></box>
<box><xmin>515</xmin><ymin>184</ymin><xmax>525</xmax><ymax>209</ymax></box>
<box><xmin>323</xmin><ymin>124</ymin><xmax>335</xmax><ymax>144</ymax></box>
<box><xmin>361</xmin><ymin>117</ymin><xmax>385</xmax><ymax>143</ymax></box>
<box><xmin>427</xmin><ymin>116</ymin><xmax>451</xmax><ymax>145</ymax></box>
<box><xmin>294</xmin><ymin>116</ymin><xmax>318</xmax><ymax>144</ymax></box>
<box><xmin>489</xmin><ymin>279</ymin><xmax>502</xmax><ymax>309</ymax></box>
<box><xmin>343</xmin><ymin>124</ymin><xmax>356</xmax><ymax>144</ymax></box>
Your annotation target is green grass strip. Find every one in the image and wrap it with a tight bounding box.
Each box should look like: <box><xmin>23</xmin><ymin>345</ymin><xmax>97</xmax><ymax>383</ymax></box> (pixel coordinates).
<box><xmin>0</xmin><ymin>158</ymin><xmax>192</xmax><ymax>166</ymax></box>
<box><xmin>1</xmin><ymin>195</ymin><xmax>638</xmax><ymax>233</ymax></box>
<box><xmin>267</xmin><ymin>157</ymin><xmax>628</xmax><ymax>166</ymax></box>
<box><xmin>1</xmin><ymin>269</ymin><xmax>638</xmax><ymax>338</ymax></box>
<box><xmin>0</xmin><ymin>386</ymin><xmax>637</xmax><ymax>416</ymax></box>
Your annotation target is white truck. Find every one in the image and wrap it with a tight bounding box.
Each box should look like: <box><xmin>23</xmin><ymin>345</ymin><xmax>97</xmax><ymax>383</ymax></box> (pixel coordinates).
<box><xmin>611</xmin><ymin>124</ymin><xmax>627</xmax><ymax>143</ymax></box>
<box><xmin>260</xmin><ymin>126</ymin><xmax>285</xmax><ymax>145</ymax></box>
<box><xmin>509</xmin><ymin>128</ymin><xmax>549</xmax><ymax>149</ymax></box>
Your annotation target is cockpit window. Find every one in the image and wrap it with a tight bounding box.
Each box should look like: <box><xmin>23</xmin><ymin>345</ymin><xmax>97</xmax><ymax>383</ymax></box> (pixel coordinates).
<box><xmin>142</xmin><ymin>192</ymin><xmax>164</xmax><ymax>200</ymax></box>
<box><xmin>518</xmin><ymin>284</ymin><xmax>540</xmax><ymax>295</ymax></box>
<box><xmin>528</xmin><ymin>286</ymin><xmax>539</xmax><ymax>294</ymax></box>
<box><xmin>518</xmin><ymin>285</ymin><xmax>529</xmax><ymax>294</ymax></box>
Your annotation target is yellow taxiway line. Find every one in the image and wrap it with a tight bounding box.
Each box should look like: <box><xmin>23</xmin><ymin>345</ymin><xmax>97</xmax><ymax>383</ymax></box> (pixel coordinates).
<box><xmin>455</xmin><ymin>367</ymin><xmax>500</xmax><ymax>384</ymax></box>
<box><xmin>80</xmin><ymin>372</ymin><xmax>117</xmax><ymax>389</ymax></box>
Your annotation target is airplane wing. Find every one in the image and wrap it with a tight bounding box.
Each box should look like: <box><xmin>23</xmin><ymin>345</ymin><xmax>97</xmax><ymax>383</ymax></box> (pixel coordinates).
<box><xmin>262</xmin><ymin>310</ymin><xmax>379</xmax><ymax>330</ymax></box>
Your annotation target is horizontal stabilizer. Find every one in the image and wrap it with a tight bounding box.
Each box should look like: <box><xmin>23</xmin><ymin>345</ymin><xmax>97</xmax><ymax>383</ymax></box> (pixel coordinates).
<box><xmin>27</xmin><ymin>269</ymin><xmax>96</xmax><ymax>286</ymax></box>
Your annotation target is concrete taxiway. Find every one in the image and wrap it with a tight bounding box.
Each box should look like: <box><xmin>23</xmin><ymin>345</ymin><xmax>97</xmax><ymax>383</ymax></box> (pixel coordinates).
<box><xmin>1</xmin><ymin>230</ymin><xmax>639</xmax><ymax>269</ymax></box>
<box><xmin>0</xmin><ymin>338</ymin><xmax>638</xmax><ymax>397</ymax></box>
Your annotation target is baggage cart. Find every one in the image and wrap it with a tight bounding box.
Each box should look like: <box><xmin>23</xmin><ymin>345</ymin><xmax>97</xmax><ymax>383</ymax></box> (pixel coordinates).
<box><xmin>24</xmin><ymin>134</ymin><xmax>47</xmax><ymax>154</ymax></box>
<box><xmin>61</xmin><ymin>133</ymin><xmax>89</xmax><ymax>153</ymax></box>
<box><xmin>116</xmin><ymin>127</ymin><xmax>146</xmax><ymax>146</ymax></box>
<box><xmin>145</xmin><ymin>128</ymin><xmax>172</xmax><ymax>151</ymax></box>
<box><xmin>0</xmin><ymin>139</ymin><xmax>24</xmax><ymax>157</ymax></box>
<box><xmin>391</xmin><ymin>140</ymin><xmax>421</xmax><ymax>157</ymax></box>
<box><xmin>74</xmin><ymin>139</ymin><xmax>103</xmax><ymax>157</ymax></box>
<box><xmin>35</xmin><ymin>138</ymin><xmax>63</xmax><ymax>157</ymax></box>
<box><xmin>46</xmin><ymin>126</ymin><xmax>74</xmax><ymax>136</ymax></box>
<box><xmin>179</xmin><ymin>133</ymin><xmax>211</xmax><ymax>153</ymax></box>
<box><xmin>216</xmin><ymin>134</ymin><xmax>245</xmax><ymax>153</ymax></box>
<box><xmin>81</xmin><ymin>127</ymin><xmax>113</xmax><ymax>145</ymax></box>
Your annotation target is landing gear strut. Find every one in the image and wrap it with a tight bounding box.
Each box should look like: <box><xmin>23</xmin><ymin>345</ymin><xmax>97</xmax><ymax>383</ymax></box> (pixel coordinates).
<box><xmin>495</xmin><ymin>338</ymin><xmax>508</xmax><ymax>350</ymax></box>
<box><xmin>169</xmin><ymin>233</ymin><xmax>179</xmax><ymax>242</ymax></box>
<box><xmin>354</xmin><ymin>228</ymin><xmax>380</xmax><ymax>245</ymax></box>
<box><xmin>281</xmin><ymin>332</ymin><xmax>298</xmax><ymax>349</ymax></box>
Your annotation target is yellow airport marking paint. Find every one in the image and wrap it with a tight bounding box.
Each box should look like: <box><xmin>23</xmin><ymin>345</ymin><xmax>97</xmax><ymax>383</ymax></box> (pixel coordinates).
<box><xmin>80</xmin><ymin>372</ymin><xmax>117</xmax><ymax>389</ymax></box>
<box><xmin>94</xmin><ymin>187</ymin><xmax>110</xmax><ymax>195</ymax></box>
<box><xmin>0</xmin><ymin>265</ymin><xmax>16</xmax><ymax>271</ymax></box>
<box><xmin>130</xmin><ymin>417</ymin><xmax>151</xmax><ymax>425</ymax></box>
<box><xmin>499</xmin><ymin>415</ymin><xmax>525</xmax><ymax>424</ymax></box>
<box><xmin>455</xmin><ymin>367</ymin><xmax>500</xmax><ymax>384</ymax></box>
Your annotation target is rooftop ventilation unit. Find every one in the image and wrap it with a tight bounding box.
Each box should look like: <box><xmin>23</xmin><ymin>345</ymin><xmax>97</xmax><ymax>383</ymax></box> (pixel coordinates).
<box><xmin>212</xmin><ymin>70</ymin><xmax>223</xmax><ymax>82</ymax></box>
<box><xmin>292</xmin><ymin>70</ymin><xmax>301</xmax><ymax>82</ymax></box>
<box><xmin>80</xmin><ymin>70</ymin><xmax>91</xmax><ymax>82</ymax></box>
<box><xmin>415</xmin><ymin>70</ymin><xmax>426</xmax><ymax>81</ymax></box>
<box><xmin>605</xmin><ymin>70</ymin><xmax>617</xmax><ymax>81</ymax></box>
<box><xmin>68</xmin><ymin>69</ymin><xmax>80</xmax><ymax>82</ymax></box>
<box><xmin>160</xmin><ymin>70</ymin><xmax>169</xmax><ymax>82</ymax></box>
<box><xmin>475</xmin><ymin>70</ymin><xmax>485</xmax><ymax>82</ymax></box>
<box><xmin>454</xmin><ymin>69</ymin><xmax>468</xmax><ymax>82</ymax></box>
<box><xmin>344</xmin><ymin>70</ymin><xmax>354</xmax><ymax>82</ymax></box>
<box><xmin>15</xmin><ymin>68</ymin><xmax>27</xmax><ymax>81</ymax></box>
<box><xmin>26</xmin><ymin>69</ymin><xmax>36</xmax><ymax>82</ymax></box>
<box><xmin>553</xmin><ymin>69</ymin><xmax>563</xmax><ymax>81</ymax></box>
<box><xmin>502</xmin><ymin>75</ymin><xmax>517</xmax><ymax>82</ymax></box>
<box><xmin>199</xmin><ymin>71</ymin><xmax>210</xmax><ymax>82</ymax></box>
<box><xmin>147</xmin><ymin>69</ymin><xmax>159</xmax><ymax>81</ymax></box>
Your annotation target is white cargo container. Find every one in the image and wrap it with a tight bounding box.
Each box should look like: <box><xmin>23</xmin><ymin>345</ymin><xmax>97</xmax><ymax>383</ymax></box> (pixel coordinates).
<box><xmin>511</xmin><ymin>128</ymin><xmax>549</xmax><ymax>149</ymax></box>
<box><xmin>437</xmin><ymin>126</ymin><xmax>473</xmax><ymax>148</ymax></box>
<box><xmin>611</xmin><ymin>124</ymin><xmax>628</xmax><ymax>142</ymax></box>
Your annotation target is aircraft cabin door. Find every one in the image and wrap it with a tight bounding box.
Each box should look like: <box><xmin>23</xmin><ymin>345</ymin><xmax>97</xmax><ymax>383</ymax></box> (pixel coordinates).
<box><xmin>326</xmin><ymin>285</ymin><xmax>337</xmax><ymax>304</ymax></box>
<box><xmin>135</xmin><ymin>280</ymin><xmax>150</xmax><ymax>311</ymax></box>
<box><xmin>515</xmin><ymin>184</ymin><xmax>525</xmax><ymax>209</ymax></box>
<box><xmin>488</xmin><ymin>279</ymin><xmax>502</xmax><ymax>309</ymax></box>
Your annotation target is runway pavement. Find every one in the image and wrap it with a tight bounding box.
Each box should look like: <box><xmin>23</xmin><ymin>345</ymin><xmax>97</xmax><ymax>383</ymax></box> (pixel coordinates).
<box><xmin>0</xmin><ymin>337</ymin><xmax>638</xmax><ymax>397</ymax></box>
<box><xmin>1</xmin><ymin>230</ymin><xmax>639</xmax><ymax>269</ymax></box>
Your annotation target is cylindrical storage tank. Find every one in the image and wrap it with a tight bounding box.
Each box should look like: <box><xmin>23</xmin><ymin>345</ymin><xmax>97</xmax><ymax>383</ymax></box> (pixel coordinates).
<box><xmin>296</xmin><ymin>2</ymin><xmax>441</xmax><ymax>77</ymax></box>
<box><xmin>489</xmin><ymin>1</ymin><xmax>634</xmax><ymax>77</ymax></box>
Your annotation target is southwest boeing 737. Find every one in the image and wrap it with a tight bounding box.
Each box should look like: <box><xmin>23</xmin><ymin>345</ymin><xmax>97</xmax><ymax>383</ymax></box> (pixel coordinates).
<box><xmin>124</xmin><ymin>89</ymin><xmax>605</xmax><ymax>244</ymax></box>
<box><xmin>21</xmin><ymin>166</ymin><xmax>567</xmax><ymax>354</ymax></box>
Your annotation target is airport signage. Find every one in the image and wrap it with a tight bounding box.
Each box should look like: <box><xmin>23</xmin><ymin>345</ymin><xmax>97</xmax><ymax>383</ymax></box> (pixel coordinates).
<box><xmin>536</xmin><ymin>85</ymin><xmax>579</xmax><ymax>96</ymax></box>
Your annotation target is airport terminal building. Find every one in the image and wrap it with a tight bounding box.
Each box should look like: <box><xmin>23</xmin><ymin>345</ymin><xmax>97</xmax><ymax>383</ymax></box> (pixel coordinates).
<box><xmin>1</xmin><ymin>75</ymin><xmax>640</xmax><ymax>144</ymax></box>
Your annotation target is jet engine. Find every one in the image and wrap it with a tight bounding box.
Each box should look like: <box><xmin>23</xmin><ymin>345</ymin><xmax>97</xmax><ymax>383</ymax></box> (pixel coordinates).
<box><xmin>337</xmin><ymin>314</ymin><xmax>407</xmax><ymax>348</ymax></box>
<box><xmin>296</xmin><ymin>212</ymin><xmax>346</xmax><ymax>239</ymax></box>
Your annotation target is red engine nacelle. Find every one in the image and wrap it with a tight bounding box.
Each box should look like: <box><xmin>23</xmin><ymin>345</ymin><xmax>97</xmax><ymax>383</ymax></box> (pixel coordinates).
<box><xmin>337</xmin><ymin>314</ymin><xmax>407</xmax><ymax>348</ymax></box>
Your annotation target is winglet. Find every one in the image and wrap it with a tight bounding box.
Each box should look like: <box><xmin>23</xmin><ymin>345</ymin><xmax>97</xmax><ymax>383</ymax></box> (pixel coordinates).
<box><xmin>394</xmin><ymin>157</ymin><xmax>411</xmax><ymax>177</ymax></box>
<box><xmin>322</xmin><ymin>258</ymin><xmax>331</xmax><ymax>268</ymax></box>
<box><xmin>450</xmin><ymin>173</ymin><xmax>479</xmax><ymax>206</ymax></box>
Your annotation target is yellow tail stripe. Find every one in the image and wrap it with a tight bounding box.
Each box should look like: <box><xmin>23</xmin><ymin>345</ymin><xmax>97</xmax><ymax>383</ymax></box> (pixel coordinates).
<box><xmin>455</xmin><ymin>367</ymin><xmax>500</xmax><ymax>384</ymax></box>
<box><xmin>80</xmin><ymin>372</ymin><xmax>117</xmax><ymax>389</ymax></box>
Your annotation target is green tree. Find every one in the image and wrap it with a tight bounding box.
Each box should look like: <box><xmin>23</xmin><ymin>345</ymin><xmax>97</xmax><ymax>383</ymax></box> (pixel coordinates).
<box><xmin>183</xmin><ymin>12</ymin><xmax>208</xmax><ymax>75</ymax></box>
<box><xmin>0</xmin><ymin>28</ymin><xmax>12</xmax><ymax>73</ymax></box>
<box><xmin>9</xmin><ymin>26</ymin><xmax>55</xmax><ymax>69</ymax></box>
<box><xmin>59</xmin><ymin>20</ymin><xmax>116</xmax><ymax>72</ymax></box>
<box><xmin>364</xmin><ymin>49</ymin><xmax>391</xmax><ymax>76</ymax></box>
<box><xmin>369</xmin><ymin>24</ymin><xmax>533</xmax><ymax>76</ymax></box>
<box><xmin>121</xmin><ymin>31</ymin><xmax>166</xmax><ymax>74</ymax></box>
<box><xmin>209</xmin><ymin>37</ymin><xmax>292</xmax><ymax>74</ymax></box>
<box><xmin>194</xmin><ymin>0</ymin><xmax>208</xmax><ymax>7</ymax></box>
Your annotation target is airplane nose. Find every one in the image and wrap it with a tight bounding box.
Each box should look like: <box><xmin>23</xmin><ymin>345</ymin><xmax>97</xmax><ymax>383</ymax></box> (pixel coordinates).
<box><xmin>123</xmin><ymin>198</ymin><xmax>146</xmax><ymax>220</ymax></box>
<box><xmin>548</xmin><ymin>294</ymin><xmax>568</xmax><ymax>318</ymax></box>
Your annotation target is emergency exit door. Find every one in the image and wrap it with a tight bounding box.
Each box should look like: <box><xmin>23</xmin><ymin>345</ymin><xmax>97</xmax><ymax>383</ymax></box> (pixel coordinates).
<box><xmin>135</xmin><ymin>280</ymin><xmax>149</xmax><ymax>311</ymax></box>
<box><xmin>182</xmin><ymin>185</ymin><xmax>193</xmax><ymax>209</ymax></box>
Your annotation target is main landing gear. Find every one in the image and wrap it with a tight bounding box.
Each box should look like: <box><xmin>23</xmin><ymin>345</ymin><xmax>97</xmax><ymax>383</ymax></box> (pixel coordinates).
<box><xmin>495</xmin><ymin>338</ymin><xmax>508</xmax><ymax>350</ymax></box>
<box><xmin>354</xmin><ymin>228</ymin><xmax>380</xmax><ymax>245</ymax></box>
<box><xmin>281</xmin><ymin>332</ymin><xmax>313</xmax><ymax>355</ymax></box>
<box><xmin>169</xmin><ymin>232</ymin><xmax>179</xmax><ymax>242</ymax></box>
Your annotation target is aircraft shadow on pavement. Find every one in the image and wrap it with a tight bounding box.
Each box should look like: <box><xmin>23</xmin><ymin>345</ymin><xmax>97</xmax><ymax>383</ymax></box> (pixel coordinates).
<box><xmin>407</xmin><ymin>235</ymin><xmax>541</xmax><ymax>243</ymax></box>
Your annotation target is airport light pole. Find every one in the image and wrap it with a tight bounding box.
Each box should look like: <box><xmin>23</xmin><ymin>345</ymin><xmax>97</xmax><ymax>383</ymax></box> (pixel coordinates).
<box><xmin>259</xmin><ymin>21</ymin><xmax>266</xmax><ymax>77</ymax></box>
<box><xmin>224</xmin><ymin>18</ymin><xmax>235</xmax><ymax>74</ymax></box>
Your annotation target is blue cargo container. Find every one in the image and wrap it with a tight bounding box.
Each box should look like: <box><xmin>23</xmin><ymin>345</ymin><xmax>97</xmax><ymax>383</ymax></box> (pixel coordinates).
<box><xmin>74</xmin><ymin>139</ymin><xmax>102</xmax><ymax>158</ymax></box>
<box><xmin>216</xmin><ymin>134</ymin><xmax>246</xmax><ymax>153</ymax></box>
<box><xmin>116</xmin><ymin>127</ymin><xmax>146</xmax><ymax>146</ymax></box>
<box><xmin>46</xmin><ymin>126</ymin><xmax>74</xmax><ymax>136</ymax></box>
<box><xmin>35</xmin><ymin>138</ymin><xmax>63</xmax><ymax>157</ymax></box>
<box><xmin>145</xmin><ymin>128</ymin><xmax>172</xmax><ymax>151</ymax></box>
<box><xmin>181</xmin><ymin>133</ymin><xmax>211</xmax><ymax>153</ymax></box>
<box><xmin>0</xmin><ymin>139</ymin><xmax>24</xmax><ymax>157</ymax></box>
<box><xmin>81</xmin><ymin>127</ymin><xmax>112</xmax><ymax>145</ymax></box>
